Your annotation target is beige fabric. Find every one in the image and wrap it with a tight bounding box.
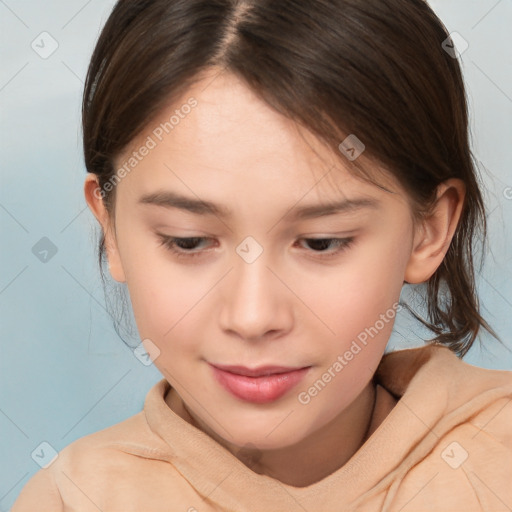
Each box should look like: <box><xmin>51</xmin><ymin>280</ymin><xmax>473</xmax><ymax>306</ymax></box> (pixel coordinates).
<box><xmin>12</xmin><ymin>344</ymin><xmax>512</xmax><ymax>511</ymax></box>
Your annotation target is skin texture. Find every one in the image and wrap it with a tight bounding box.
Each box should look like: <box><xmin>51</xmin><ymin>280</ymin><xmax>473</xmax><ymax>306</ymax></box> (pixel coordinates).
<box><xmin>84</xmin><ymin>69</ymin><xmax>465</xmax><ymax>487</ymax></box>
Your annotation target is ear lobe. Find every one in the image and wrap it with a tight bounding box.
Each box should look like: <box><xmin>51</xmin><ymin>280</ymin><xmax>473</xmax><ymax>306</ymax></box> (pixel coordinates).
<box><xmin>83</xmin><ymin>174</ymin><xmax>126</xmax><ymax>283</ymax></box>
<box><xmin>102</xmin><ymin>226</ymin><xmax>127</xmax><ymax>283</ymax></box>
<box><xmin>404</xmin><ymin>178</ymin><xmax>465</xmax><ymax>284</ymax></box>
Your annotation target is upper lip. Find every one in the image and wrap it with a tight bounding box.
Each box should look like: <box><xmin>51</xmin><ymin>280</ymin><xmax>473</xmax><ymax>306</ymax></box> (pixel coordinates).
<box><xmin>210</xmin><ymin>363</ymin><xmax>309</xmax><ymax>377</ymax></box>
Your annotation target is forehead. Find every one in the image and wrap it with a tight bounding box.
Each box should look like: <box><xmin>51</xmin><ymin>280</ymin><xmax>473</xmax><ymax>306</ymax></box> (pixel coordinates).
<box><xmin>114</xmin><ymin>70</ymin><xmax>403</xmax><ymax>209</ymax></box>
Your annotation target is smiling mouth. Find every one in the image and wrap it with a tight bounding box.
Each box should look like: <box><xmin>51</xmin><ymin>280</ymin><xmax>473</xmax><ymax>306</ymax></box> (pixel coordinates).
<box><xmin>208</xmin><ymin>363</ymin><xmax>311</xmax><ymax>403</ymax></box>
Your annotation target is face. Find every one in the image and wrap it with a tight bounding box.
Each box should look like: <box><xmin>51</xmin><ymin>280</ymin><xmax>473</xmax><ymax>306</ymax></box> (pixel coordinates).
<box><xmin>94</xmin><ymin>70</ymin><xmax>419</xmax><ymax>450</ymax></box>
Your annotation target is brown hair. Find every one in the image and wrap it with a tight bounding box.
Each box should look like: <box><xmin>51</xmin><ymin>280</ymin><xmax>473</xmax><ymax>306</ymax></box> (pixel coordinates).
<box><xmin>82</xmin><ymin>0</ymin><xmax>502</xmax><ymax>358</ymax></box>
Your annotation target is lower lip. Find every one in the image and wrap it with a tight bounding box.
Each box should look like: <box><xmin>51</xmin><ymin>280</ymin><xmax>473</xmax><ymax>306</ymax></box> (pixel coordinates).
<box><xmin>210</xmin><ymin>365</ymin><xmax>310</xmax><ymax>404</ymax></box>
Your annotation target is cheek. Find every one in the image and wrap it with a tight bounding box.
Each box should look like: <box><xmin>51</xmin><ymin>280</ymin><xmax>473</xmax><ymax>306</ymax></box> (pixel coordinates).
<box><xmin>130</xmin><ymin>270</ymin><xmax>205</xmax><ymax>339</ymax></box>
<box><xmin>300</xmin><ymin>227</ymin><xmax>410</xmax><ymax>377</ymax></box>
<box><xmin>118</xmin><ymin>230</ymin><xmax>207</xmax><ymax>345</ymax></box>
<box><xmin>296</xmin><ymin>243</ymin><xmax>406</xmax><ymax>426</ymax></box>
<box><xmin>125</xmin><ymin>261</ymin><xmax>214</xmax><ymax>382</ymax></box>
<box><xmin>312</xmin><ymin>244</ymin><xmax>406</xmax><ymax>337</ymax></box>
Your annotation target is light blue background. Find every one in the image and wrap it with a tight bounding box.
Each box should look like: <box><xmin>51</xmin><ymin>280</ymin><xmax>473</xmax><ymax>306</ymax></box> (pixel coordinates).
<box><xmin>1</xmin><ymin>1</ymin><xmax>511</xmax><ymax>509</ymax></box>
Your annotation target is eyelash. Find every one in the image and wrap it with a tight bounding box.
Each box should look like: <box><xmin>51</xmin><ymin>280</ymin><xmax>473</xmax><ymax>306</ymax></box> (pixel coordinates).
<box><xmin>156</xmin><ymin>235</ymin><xmax>355</xmax><ymax>261</ymax></box>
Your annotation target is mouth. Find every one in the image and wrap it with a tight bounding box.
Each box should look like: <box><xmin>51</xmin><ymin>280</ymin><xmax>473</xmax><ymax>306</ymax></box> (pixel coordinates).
<box><xmin>209</xmin><ymin>363</ymin><xmax>311</xmax><ymax>404</ymax></box>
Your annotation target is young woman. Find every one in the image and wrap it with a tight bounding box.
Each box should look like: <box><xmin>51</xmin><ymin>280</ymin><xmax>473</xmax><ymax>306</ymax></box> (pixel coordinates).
<box><xmin>13</xmin><ymin>0</ymin><xmax>512</xmax><ymax>510</ymax></box>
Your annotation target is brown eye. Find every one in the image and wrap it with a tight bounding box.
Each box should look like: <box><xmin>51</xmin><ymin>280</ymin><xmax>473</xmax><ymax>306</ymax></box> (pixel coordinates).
<box><xmin>297</xmin><ymin>237</ymin><xmax>355</xmax><ymax>258</ymax></box>
<box><xmin>157</xmin><ymin>235</ymin><xmax>213</xmax><ymax>259</ymax></box>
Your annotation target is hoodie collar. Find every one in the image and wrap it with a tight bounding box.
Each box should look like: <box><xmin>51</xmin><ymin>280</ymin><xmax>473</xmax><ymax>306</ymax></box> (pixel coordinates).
<box><xmin>143</xmin><ymin>344</ymin><xmax>507</xmax><ymax>510</ymax></box>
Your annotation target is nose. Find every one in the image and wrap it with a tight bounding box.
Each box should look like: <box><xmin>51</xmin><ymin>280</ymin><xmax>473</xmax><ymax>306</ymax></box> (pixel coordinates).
<box><xmin>218</xmin><ymin>251</ymin><xmax>294</xmax><ymax>342</ymax></box>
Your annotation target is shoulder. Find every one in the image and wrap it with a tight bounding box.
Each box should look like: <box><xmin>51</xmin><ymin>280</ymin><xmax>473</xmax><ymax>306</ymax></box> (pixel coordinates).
<box><xmin>59</xmin><ymin>409</ymin><xmax>169</xmax><ymax>458</ymax></box>
<box><xmin>466</xmin><ymin>390</ymin><xmax>512</xmax><ymax>451</ymax></box>
<box><xmin>432</xmin><ymin>351</ymin><xmax>512</xmax><ymax>460</ymax></box>
<box><xmin>378</xmin><ymin>347</ymin><xmax>512</xmax><ymax>510</ymax></box>
<box><xmin>458</xmin><ymin>359</ymin><xmax>512</xmax><ymax>450</ymax></box>
<box><xmin>13</xmin><ymin>411</ymin><xmax>190</xmax><ymax>510</ymax></box>
<box><xmin>51</xmin><ymin>410</ymin><xmax>175</xmax><ymax>481</ymax></box>
<box><xmin>403</xmin><ymin>373</ymin><xmax>512</xmax><ymax>510</ymax></box>
<box><xmin>11</xmin><ymin>464</ymin><xmax>63</xmax><ymax>512</ymax></box>
<box><xmin>426</xmin><ymin>395</ymin><xmax>512</xmax><ymax>510</ymax></box>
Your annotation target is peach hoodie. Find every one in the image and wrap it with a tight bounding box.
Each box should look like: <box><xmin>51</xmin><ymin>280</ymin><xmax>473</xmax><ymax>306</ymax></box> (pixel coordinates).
<box><xmin>12</xmin><ymin>344</ymin><xmax>512</xmax><ymax>511</ymax></box>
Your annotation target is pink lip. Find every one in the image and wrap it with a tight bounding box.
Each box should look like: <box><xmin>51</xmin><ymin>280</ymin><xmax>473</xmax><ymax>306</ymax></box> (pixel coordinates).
<box><xmin>209</xmin><ymin>363</ymin><xmax>311</xmax><ymax>403</ymax></box>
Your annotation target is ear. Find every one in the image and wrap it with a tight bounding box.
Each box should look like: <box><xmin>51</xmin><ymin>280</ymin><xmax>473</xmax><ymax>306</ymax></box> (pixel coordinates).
<box><xmin>83</xmin><ymin>174</ymin><xmax>126</xmax><ymax>283</ymax></box>
<box><xmin>404</xmin><ymin>178</ymin><xmax>465</xmax><ymax>284</ymax></box>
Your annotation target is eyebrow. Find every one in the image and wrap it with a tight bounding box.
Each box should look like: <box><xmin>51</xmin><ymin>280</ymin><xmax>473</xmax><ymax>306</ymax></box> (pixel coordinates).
<box><xmin>138</xmin><ymin>191</ymin><xmax>380</xmax><ymax>221</ymax></box>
